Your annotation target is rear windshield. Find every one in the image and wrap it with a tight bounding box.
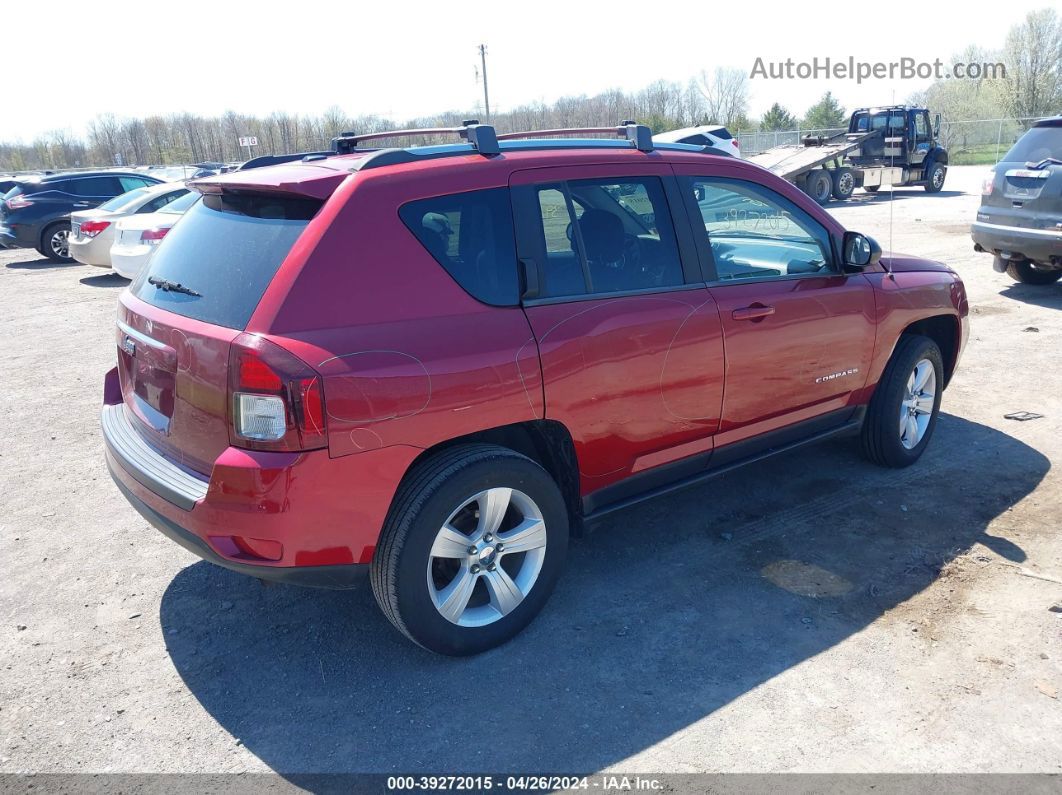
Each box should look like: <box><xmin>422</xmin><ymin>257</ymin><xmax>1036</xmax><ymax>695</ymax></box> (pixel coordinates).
<box><xmin>158</xmin><ymin>191</ymin><xmax>199</xmax><ymax>214</ymax></box>
<box><xmin>99</xmin><ymin>187</ymin><xmax>151</xmax><ymax>212</ymax></box>
<box><xmin>1001</xmin><ymin>126</ymin><xmax>1062</xmax><ymax>164</ymax></box>
<box><xmin>131</xmin><ymin>192</ymin><xmax>320</xmax><ymax>330</ymax></box>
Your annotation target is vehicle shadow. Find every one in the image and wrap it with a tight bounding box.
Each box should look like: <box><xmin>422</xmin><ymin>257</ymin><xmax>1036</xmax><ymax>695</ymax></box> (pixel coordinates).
<box><xmin>79</xmin><ymin>273</ymin><xmax>129</xmax><ymax>288</ymax></box>
<box><xmin>1000</xmin><ymin>282</ymin><xmax>1062</xmax><ymax>310</ymax></box>
<box><xmin>4</xmin><ymin>257</ymin><xmax>81</xmax><ymax>270</ymax></box>
<box><xmin>159</xmin><ymin>413</ymin><xmax>1044</xmax><ymax>775</ymax></box>
<box><xmin>827</xmin><ymin>189</ymin><xmax>966</xmax><ymax>207</ymax></box>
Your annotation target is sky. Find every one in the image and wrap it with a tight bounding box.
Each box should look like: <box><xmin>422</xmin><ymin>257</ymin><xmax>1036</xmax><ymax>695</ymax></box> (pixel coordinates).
<box><xmin>0</xmin><ymin>0</ymin><xmax>1050</xmax><ymax>142</ymax></box>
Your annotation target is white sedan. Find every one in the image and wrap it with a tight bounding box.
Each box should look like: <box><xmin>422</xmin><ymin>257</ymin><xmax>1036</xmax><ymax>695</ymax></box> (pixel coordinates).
<box><xmin>69</xmin><ymin>182</ymin><xmax>191</xmax><ymax>268</ymax></box>
<box><xmin>110</xmin><ymin>191</ymin><xmax>199</xmax><ymax>279</ymax></box>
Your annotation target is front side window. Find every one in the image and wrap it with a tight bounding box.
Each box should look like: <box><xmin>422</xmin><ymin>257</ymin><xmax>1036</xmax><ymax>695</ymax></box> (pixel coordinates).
<box><xmin>527</xmin><ymin>176</ymin><xmax>685</xmax><ymax>299</ymax></box>
<box><xmin>688</xmin><ymin>178</ymin><xmax>834</xmax><ymax>281</ymax></box>
<box><xmin>119</xmin><ymin>177</ymin><xmax>151</xmax><ymax>192</ymax></box>
<box><xmin>399</xmin><ymin>187</ymin><xmax>519</xmax><ymax>306</ymax></box>
<box><xmin>914</xmin><ymin>112</ymin><xmax>929</xmax><ymax>140</ymax></box>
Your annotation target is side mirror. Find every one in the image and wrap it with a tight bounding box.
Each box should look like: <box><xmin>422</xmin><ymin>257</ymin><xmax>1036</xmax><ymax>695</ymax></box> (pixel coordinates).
<box><xmin>934</xmin><ymin>113</ymin><xmax>941</xmax><ymax>138</ymax></box>
<box><xmin>842</xmin><ymin>231</ymin><xmax>882</xmax><ymax>271</ymax></box>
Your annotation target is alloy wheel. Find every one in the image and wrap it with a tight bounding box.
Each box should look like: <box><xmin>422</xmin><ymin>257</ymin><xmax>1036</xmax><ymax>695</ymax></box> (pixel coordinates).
<box><xmin>427</xmin><ymin>487</ymin><xmax>547</xmax><ymax>627</ymax></box>
<box><xmin>50</xmin><ymin>228</ymin><xmax>70</xmax><ymax>259</ymax></box>
<box><xmin>899</xmin><ymin>358</ymin><xmax>936</xmax><ymax>449</ymax></box>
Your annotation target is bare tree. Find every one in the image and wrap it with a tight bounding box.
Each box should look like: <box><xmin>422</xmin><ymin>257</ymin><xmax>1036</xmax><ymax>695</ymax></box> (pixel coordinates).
<box><xmin>697</xmin><ymin>67</ymin><xmax>750</xmax><ymax>127</ymax></box>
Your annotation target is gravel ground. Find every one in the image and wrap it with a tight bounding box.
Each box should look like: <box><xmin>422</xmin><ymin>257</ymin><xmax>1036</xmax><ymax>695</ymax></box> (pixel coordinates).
<box><xmin>1</xmin><ymin>166</ymin><xmax>1060</xmax><ymax>777</ymax></box>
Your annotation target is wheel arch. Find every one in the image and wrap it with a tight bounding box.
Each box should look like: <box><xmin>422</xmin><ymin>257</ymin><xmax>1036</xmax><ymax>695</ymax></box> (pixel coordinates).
<box><xmin>900</xmin><ymin>314</ymin><xmax>959</xmax><ymax>387</ymax></box>
<box><xmin>927</xmin><ymin>146</ymin><xmax>949</xmax><ymax>166</ymax></box>
<box><xmin>39</xmin><ymin>218</ymin><xmax>70</xmax><ymax>251</ymax></box>
<box><xmin>403</xmin><ymin>420</ymin><xmax>584</xmax><ymax>535</ymax></box>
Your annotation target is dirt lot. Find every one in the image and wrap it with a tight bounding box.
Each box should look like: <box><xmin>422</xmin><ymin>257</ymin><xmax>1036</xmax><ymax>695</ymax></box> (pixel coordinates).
<box><xmin>1</xmin><ymin>165</ymin><xmax>1060</xmax><ymax>777</ymax></box>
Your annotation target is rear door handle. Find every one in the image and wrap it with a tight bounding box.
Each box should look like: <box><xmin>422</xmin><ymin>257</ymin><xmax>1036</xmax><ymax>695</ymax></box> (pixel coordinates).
<box><xmin>731</xmin><ymin>304</ymin><xmax>775</xmax><ymax>321</ymax></box>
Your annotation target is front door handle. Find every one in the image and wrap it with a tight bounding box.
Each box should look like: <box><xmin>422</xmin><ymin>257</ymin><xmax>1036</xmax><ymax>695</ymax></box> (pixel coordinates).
<box><xmin>731</xmin><ymin>304</ymin><xmax>775</xmax><ymax>321</ymax></box>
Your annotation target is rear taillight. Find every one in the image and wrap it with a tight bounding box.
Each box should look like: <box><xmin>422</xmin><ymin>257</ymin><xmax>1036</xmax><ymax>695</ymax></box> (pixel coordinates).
<box><xmin>5</xmin><ymin>195</ymin><xmax>32</xmax><ymax>209</ymax></box>
<box><xmin>228</xmin><ymin>333</ymin><xmax>327</xmax><ymax>451</ymax></box>
<box><xmin>141</xmin><ymin>227</ymin><xmax>170</xmax><ymax>245</ymax></box>
<box><xmin>982</xmin><ymin>170</ymin><xmax>996</xmax><ymax>196</ymax></box>
<box><xmin>732</xmin><ymin>139</ymin><xmax>740</xmax><ymax>149</ymax></box>
<box><xmin>80</xmin><ymin>220</ymin><xmax>111</xmax><ymax>238</ymax></box>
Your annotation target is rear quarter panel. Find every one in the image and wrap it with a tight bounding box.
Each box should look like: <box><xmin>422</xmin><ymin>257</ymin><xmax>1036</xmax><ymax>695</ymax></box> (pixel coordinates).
<box><xmin>249</xmin><ymin>163</ymin><xmax>544</xmax><ymax>459</ymax></box>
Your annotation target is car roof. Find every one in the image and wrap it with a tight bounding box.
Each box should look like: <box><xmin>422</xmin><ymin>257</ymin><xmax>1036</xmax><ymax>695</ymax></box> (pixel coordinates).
<box><xmin>190</xmin><ymin>140</ymin><xmax>751</xmax><ymax>200</ymax></box>
<box><xmin>40</xmin><ymin>170</ymin><xmax>162</xmax><ymax>182</ymax></box>
<box><xmin>1033</xmin><ymin>115</ymin><xmax>1062</xmax><ymax>127</ymax></box>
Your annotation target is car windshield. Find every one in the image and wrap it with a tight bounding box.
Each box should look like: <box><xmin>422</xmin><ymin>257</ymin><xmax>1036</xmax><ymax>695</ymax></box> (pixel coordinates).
<box><xmin>1001</xmin><ymin>126</ymin><xmax>1062</xmax><ymax>164</ymax></box>
<box><xmin>98</xmin><ymin>187</ymin><xmax>152</xmax><ymax>212</ymax></box>
<box><xmin>158</xmin><ymin>191</ymin><xmax>199</xmax><ymax>215</ymax></box>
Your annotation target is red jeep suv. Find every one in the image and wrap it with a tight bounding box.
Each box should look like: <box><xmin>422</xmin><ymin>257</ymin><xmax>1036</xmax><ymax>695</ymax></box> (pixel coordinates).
<box><xmin>102</xmin><ymin>122</ymin><xmax>969</xmax><ymax>655</ymax></box>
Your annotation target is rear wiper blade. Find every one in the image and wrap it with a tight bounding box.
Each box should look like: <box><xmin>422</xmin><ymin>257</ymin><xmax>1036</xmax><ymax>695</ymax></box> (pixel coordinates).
<box><xmin>148</xmin><ymin>275</ymin><xmax>201</xmax><ymax>297</ymax></box>
<box><xmin>1026</xmin><ymin>157</ymin><xmax>1062</xmax><ymax>169</ymax></box>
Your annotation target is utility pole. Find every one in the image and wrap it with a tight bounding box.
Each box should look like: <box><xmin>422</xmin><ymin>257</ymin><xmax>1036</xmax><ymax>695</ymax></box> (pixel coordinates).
<box><xmin>478</xmin><ymin>44</ymin><xmax>490</xmax><ymax>120</ymax></box>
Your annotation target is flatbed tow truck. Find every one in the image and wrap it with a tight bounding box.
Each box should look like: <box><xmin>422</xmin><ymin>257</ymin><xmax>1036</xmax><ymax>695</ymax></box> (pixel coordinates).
<box><xmin>747</xmin><ymin>105</ymin><xmax>950</xmax><ymax>204</ymax></box>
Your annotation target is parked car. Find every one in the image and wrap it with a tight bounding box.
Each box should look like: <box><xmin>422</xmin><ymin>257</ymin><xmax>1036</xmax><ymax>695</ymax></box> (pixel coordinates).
<box><xmin>102</xmin><ymin>122</ymin><xmax>968</xmax><ymax>655</ymax></box>
<box><xmin>0</xmin><ymin>171</ymin><xmax>163</xmax><ymax>262</ymax></box>
<box><xmin>972</xmin><ymin>114</ymin><xmax>1062</xmax><ymax>285</ymax></box>
<box><xmin>653</xmin><ymin>125</ymin><xmax>740</xmax><ymax>157</ymax></box>
<box><xmin>108</xmin><ymin>190</ymin><xmax>198</xmax><ymax>278</ymax></box>
<box><xmin>70</xmin><ymin>182</ymin><xmax>192</xmax><ymax>268</ymax></box>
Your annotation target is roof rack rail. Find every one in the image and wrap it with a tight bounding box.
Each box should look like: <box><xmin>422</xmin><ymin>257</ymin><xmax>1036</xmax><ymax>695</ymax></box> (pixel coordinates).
<box><xmin>496</xmin><ymin>121</ymin><xmax>654</xmax><ymax>152</ymax></box>
<box><xmin>332</xmin><ymin>120</ymin><xmax>500</xmax><ymax>156</ymax></box>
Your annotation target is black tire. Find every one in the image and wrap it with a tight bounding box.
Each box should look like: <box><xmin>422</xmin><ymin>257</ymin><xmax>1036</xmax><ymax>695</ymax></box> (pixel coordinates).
<box><xmin>924</xmin><ymin>162</ymin><xmax>946</xmax><ymax>193</ymax></box>
<box><xmin>861</xmin><ymin>335</ymin><xmax>944</xmax><ymax>468</ymax></box>
<box><xmin>1005</xmin><ymin>259</ymin><xmax>1062</xmax><ymax>285</ymax></box>
<box><xmin>38</xmin><ymin>222</ymin><xmax>72</xmax><ymax>262</ymax></box>
<box><xmin>831</xmin><ymin>167</ymin><xmax>855</xmax><ymax>200</ymax></box>
<box><xmin>371</xmin><ymin>443</ymin><xmax>569</xmax><ymax>656</ymax></box>
<box><xmin>803</xmin><ymin>170</ymin><xmax>833</xmax><ymax>205</ymax></box>
<box><xmin>863</xmin><ymin>185</ymin><xmax>880</xmax><ymax>194</ymax></box>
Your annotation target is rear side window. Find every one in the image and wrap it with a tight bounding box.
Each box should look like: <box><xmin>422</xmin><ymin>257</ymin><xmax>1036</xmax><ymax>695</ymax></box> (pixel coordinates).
<box><xmin>131</xmin><ymin>192</ymin><xmax>320</xmax><ymax>330</ymax></box>
<box><xmin>399</xmin><ymin>188</ymin><xmax>519</xmax><ymax>306</ymax></box>
<box><xmin>524</xmin><ymin>176</ymin><xmax>686</xmax><ymax>299</ymax></box>
<box><xmin>140</xmin><ymin>188</ymin><xmax>191</xmax><ymax>213</ymax></box>
<box><xmin>67</xmin><ymin>177</ymin><xmax>122</xmax><ymax>197</ymax></box>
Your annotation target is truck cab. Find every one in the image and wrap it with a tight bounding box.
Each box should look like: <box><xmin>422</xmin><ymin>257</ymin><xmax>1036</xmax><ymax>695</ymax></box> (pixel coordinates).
<box><xmin>847</xmin><ymin>106</ymin><xmax>948</xmax><ymax>192</ymax></box>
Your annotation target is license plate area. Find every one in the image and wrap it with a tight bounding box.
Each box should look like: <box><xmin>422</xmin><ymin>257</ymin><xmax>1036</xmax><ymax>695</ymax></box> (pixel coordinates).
<box><xmin>116</xmin><ymin>322</ymin><xmax>177</xmax><ymax>432</ymax></box>
<box><xmin>1003</xmin><ymin>171</ymin><xmax>1047</xmax><ymax>201</ymax></box>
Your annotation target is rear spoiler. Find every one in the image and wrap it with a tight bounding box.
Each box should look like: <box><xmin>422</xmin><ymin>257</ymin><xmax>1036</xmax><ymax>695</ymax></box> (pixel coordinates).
<box><xmin>238</xmin><ymin>152</ymin><xmax>332</xmax><ymax>170</ymax></box>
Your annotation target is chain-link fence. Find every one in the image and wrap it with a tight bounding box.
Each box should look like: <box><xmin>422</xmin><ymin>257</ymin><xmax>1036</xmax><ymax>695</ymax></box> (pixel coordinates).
<box><xmin>737</xmin><ymin>117</ymin><xmax>1044</xmax><ymax>164</ymax></box>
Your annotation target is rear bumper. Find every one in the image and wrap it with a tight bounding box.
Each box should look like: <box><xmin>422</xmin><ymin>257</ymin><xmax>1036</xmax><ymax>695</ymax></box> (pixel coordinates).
<box><xmin>110</xmin><ymin>246</ymin><xmax>152</xmax><ymax>279</ymax></box>
<box><xmin>971</xmin><ymin>221</ymin><xmax>1062</xmax><ymax>267</ymax></box>
<box><xmin>108</xmin><ymin>464</ymin><xmax>368</xmax><ymax>588</ymax></box>
<box><xmin>69</xmin><ymin>236</ymin><xmax>113</xmax><ymax>267</ymax></box>
<box><xmin>101</xmin><ymin>371</ymin><xmax>420</xmax><ymax>588</ymax></box>
<box><xmin>0</xmin><ymin>225</ymin><xmax>27</xmax><ymax>249</ymax></box>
